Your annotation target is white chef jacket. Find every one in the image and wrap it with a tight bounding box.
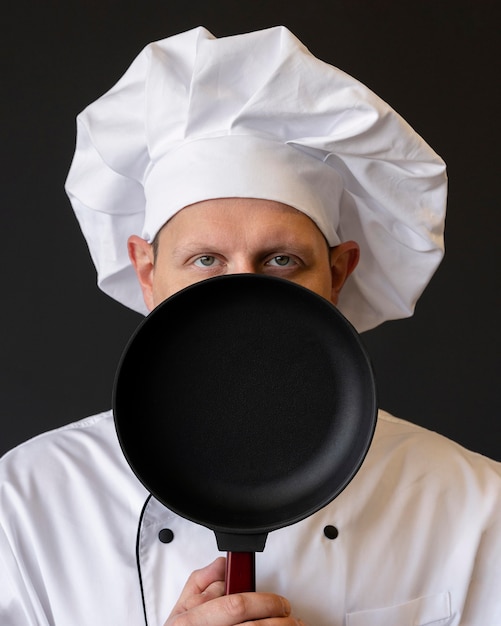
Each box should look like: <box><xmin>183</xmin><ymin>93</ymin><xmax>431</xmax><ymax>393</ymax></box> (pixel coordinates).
<box><xmin>0</xmin><ymin>409</ymin><xmax>500</xmax><ymax>626</ymax></box>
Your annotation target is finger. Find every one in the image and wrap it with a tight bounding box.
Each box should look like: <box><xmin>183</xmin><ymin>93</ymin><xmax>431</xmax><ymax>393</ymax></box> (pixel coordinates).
<box><xmin>177</xmin><ymin>591</ymin><xmax>292</xmax><ymax>626</ymax></box>
<box><xmin>183</xmin><ymin>579</ymin><xmax>226</xmax><ymax>610</ymax></box>
<box><xmin>171</xmin><ymin>557</ymin><xmax>226</xmax><ymax>614</ymax></box>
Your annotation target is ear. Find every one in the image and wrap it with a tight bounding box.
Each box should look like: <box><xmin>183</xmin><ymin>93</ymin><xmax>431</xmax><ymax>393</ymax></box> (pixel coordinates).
<box><xmin>127</xmin><ymin>235</ymin><xmax>156</xmax><ymax>312</ymax></box>
<box><xmin>329</xmin><ymin>240</ymin><xmax>360</xmax><ymax>305</ymax></box>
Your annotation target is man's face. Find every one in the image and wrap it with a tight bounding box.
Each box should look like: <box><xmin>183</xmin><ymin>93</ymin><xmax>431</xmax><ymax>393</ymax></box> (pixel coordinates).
<box><xmin>128</xmin><ymin>197</ymin><xmax>359</xmax><ymax>311</ymax></box>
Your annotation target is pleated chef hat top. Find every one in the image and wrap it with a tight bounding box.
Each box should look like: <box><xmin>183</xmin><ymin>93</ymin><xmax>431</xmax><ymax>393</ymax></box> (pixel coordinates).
<box><xmin>65</xmin><ymin>26</ymin><xmax>447</xmax><ymax>332</ymax></box>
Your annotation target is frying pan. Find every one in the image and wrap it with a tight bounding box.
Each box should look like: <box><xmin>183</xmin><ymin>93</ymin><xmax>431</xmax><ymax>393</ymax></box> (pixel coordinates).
<box><xmin>113</xmin><ymin>274</ymin><xmax>377</xmax><ymax>593</ymax></box>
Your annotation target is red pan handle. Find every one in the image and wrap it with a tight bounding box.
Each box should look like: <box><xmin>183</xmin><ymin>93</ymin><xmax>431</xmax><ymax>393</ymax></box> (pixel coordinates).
<box><xmin>225</xmin><ymin>551</ymin><xmax>256</xmax><ymax>594</ymax></box>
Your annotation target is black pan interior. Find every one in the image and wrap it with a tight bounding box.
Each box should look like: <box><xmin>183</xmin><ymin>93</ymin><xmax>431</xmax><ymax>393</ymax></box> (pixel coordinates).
<box><xmin>113</xmin><ymin>274</ymin><xmax>377</xmax><ymax>537</ymax></box>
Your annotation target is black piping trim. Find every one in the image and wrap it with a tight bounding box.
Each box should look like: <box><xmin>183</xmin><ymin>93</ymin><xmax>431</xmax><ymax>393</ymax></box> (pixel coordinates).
<box><xmin>136</xmin><ymin>493</ymin><xmax>153</xmax><ymax>626</ymax></box>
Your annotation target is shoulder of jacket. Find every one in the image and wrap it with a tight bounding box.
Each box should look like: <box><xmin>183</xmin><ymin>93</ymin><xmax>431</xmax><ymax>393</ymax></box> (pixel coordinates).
<box><xmin>375</xmin><ymin>408</ymin><xmax>501</xmax><ymax>476</ymax></box>
<box><xmin>0</xmin><ymin>410</ymin><xmax>115</xmax><ymax>470</ymax></box>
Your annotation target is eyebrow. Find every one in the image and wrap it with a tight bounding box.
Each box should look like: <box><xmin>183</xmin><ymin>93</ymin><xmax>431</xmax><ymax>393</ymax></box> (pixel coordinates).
<box><xmin>167</xmin><ymin>239</ymin><xmax>332</xmax><ymax>267</ymax></box>
<box><xmin>154</xmin><ymin>225</ymin><xmax>332</xmax><ymax>265</ymax></box>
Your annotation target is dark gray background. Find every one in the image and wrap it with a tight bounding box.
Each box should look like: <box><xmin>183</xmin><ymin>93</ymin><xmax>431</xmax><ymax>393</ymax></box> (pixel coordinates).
<box><xmin>1</xmin><ymin>0</ymin><xmax>500</xmax><ymax>459</ymax></box>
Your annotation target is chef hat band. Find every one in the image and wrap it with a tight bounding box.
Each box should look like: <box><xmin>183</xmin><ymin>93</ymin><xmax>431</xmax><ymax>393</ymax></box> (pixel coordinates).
<box><xmin>65</xmin><ymin>25</ymin><xmax>447</xmax><ymax>332</ymax></box>
<box><xmin>144</xmin><ymin>135</ymin><xmax>342</xmax><ymax>245</ymax></box>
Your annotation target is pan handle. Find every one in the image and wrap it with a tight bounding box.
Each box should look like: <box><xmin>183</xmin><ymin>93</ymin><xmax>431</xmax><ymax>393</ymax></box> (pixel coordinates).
<box><xmin>225</xmin><ymin>551</ymin><xmax>256</xmax><ymax>593</ymax></box>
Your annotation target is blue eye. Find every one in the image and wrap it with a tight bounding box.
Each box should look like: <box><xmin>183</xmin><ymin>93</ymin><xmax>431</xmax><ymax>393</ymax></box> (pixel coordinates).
<box><xmin>194</xmin><ymin>255</ymin><xmax>217</xmax><ymax>267</ymax></box>
<box><xmin>269</xmin><ymin>255</ymin><xmax>292</xmax><ymax>267</ymax></box>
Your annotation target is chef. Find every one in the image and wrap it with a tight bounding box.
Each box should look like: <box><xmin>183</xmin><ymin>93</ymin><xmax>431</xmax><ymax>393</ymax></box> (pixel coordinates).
<box><xmin>1</xmin><ymin>26</ymin><xmax>500</xmax><ymax>626</ymax></box>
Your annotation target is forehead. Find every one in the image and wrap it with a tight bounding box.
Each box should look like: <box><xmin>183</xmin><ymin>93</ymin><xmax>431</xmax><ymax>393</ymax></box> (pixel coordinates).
<box><xmin>157</xmin><ymin>197</ymin><xmax>327</xmax><ymax>243</ymax></box>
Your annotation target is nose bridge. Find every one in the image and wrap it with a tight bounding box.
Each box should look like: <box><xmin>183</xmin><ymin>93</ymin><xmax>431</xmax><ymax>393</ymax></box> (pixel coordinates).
<box><xmin>230</xmin><ymin>258</ymin><xmax>259</xmax><ymax>274</ymax></box>
<box><xmin>231</xmin><ymin>252</ymin><xmax>259</xmax><ymax>275</ymax></box>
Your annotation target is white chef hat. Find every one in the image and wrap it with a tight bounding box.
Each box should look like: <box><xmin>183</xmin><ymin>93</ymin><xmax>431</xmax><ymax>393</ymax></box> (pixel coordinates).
<box><xmin>65</xmin><ymin>26</ymin><xmax>447</xmax><ymax>332</ymax></box>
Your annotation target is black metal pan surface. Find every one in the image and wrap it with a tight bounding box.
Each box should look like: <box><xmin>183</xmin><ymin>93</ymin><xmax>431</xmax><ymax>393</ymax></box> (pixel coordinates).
<box><xmin>113</xmin><ymin>274</ymin><xmax>377</xmax><ymax>552</ymax></box>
